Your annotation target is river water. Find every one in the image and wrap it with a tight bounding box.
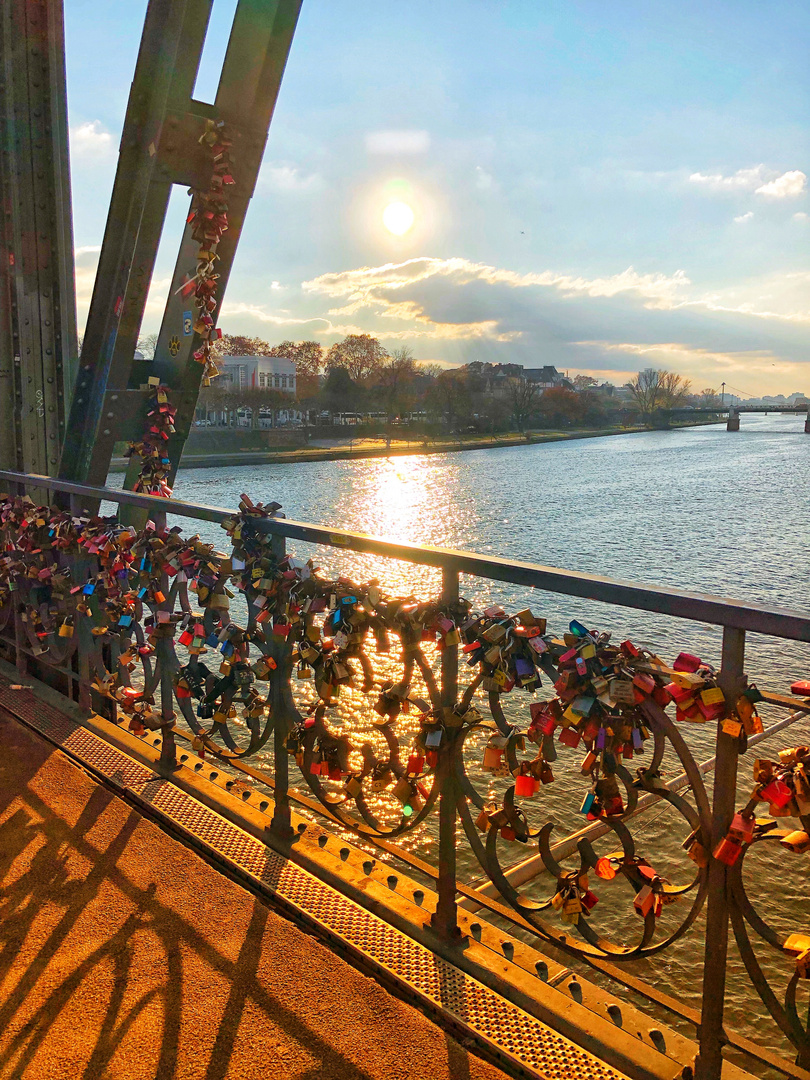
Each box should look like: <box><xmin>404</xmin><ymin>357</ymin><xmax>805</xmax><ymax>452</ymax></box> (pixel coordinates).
<box><xmin>161</xmin><ymin>415</ymin><xmax>810</xmax><ymax>1061</ymax></box>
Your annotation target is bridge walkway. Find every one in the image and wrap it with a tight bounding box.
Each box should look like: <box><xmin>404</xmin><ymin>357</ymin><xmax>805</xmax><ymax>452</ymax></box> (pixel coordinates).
<box><xmin>0</xmin><ymin>706</ymin><xmax>518</xmax><ymax>1080</ymax></box>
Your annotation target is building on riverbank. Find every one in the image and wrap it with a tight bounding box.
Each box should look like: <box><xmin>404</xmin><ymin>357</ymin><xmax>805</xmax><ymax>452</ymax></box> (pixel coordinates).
<box><xmin>219</xmin><ymin>354</ymin><xmax>297</xmax><ymax>394</ymax></box>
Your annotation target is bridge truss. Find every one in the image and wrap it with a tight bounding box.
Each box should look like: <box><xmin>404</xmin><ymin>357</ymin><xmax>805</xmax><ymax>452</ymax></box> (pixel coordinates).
<box><xmin>0</xmin><ymin>0</ymin><xmax>302</xmax><ymax>488</ymax></box>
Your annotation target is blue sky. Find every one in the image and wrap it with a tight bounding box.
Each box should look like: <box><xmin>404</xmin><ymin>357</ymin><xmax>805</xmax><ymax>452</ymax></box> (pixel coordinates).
<box><xmin>66</xmin><ymin>0</ymin><xmax>809</xmax><ymax>394</ymax></box>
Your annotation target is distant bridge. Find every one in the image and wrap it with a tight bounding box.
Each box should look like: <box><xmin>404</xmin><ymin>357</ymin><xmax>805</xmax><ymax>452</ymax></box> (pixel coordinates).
<box><xmin>664</xmin><ymin>404</ymin><xmax>810</xmax><ymax>432</ymax></box>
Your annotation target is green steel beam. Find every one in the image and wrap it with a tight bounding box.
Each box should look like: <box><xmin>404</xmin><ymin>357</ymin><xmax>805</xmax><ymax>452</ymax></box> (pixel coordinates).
<box><xmin>0</xmin><ymin>0</ymin><xmax>79</xmax><ymax>478</ymax></box>
<box><xmin>59</xmin><ymin>0</ymin><xmax>303</xmax><ymax>490</ymax></box>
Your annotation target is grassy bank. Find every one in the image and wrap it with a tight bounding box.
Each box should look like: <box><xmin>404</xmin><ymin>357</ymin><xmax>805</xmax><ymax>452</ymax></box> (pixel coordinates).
<box><xmin>108</xmin><ymin>420</ymin><xmax>724</xmax><ymax>472</ymax></box>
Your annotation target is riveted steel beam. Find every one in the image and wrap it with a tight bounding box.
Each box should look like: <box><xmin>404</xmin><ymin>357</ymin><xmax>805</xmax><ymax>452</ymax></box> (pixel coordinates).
<box><xmin>58</xmin><ymin>0</ymin><xmax>303</xmax><ymax>491</ymax></box>
<box><xmin>0</xmin><ymin>0</ymin><xmax>79</xmax><ymax>479</ymax></box>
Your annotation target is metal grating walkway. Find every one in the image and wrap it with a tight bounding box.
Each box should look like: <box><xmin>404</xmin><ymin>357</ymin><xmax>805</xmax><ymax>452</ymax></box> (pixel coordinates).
<box><xmin>0</xmin><ymin>680</ymin><xmax>629</xmax><ymax>1080</ymax></box>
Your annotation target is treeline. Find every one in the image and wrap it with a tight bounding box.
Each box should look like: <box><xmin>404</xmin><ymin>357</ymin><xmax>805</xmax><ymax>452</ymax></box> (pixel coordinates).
<box><xmin>197</xmin><ymin>334</ymin><xmax>722</xmax><ymax>434</ymax></box>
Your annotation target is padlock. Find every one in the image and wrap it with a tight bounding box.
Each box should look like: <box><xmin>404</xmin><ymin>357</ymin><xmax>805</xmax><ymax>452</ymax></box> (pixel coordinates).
<box><xmin>781</xmin><ymin>830</ymin><xmax>810</xmax><ymax>854</ymax></box>
<box><xmin>713</xmin><ymin>832</ymin><xmax>744</xmax><ymax>866</ymax></box>
<box><xmin>482</xmin><ymin>744</ymin><xmax>503</xmax><ymax>771</ymax></box>
<box><xmin>559</xmin><ymin>726</ymin><xmax>581</xmax><ymax>749</ymax></box>
<box><xmin>633</xmin><ymin>885</ymin><xmax>655</xmax><ymax>917</ymax></box>
<box><xmin>407</xmin><ymin>751</ymin><xmax>425</xmax><ymax>775</ymax></box>
<box><xmin>594</xmin><ymin>856</ymin><xmax>617</xmax><ymax>880</ymax></box>
<box><xmin>514</xmin><ymin>772</ymin><xmax>537</xmax><ymax>798</ymax></box>
<box><xmin>369</xmin><ymin>766</ymin><xmax>394</xmax><ymax>793</ymax></box>
<box><xmin>58</xmin><ymin>616</ymin><xmax>73</xmax><ymax>638</ymax></box>
<box><xmin>344</xmin><ymin>775</ymin><xmax>363</xmax><ymax>798</ymax></box>
<box><xmin>392</xmin><ymin>775</ymin><xmax>412</xmax><ymax>804</ymax></box>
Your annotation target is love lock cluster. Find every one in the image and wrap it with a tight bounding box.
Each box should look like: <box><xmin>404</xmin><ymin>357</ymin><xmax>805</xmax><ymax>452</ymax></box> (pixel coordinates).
<box><xmin>125</xmin><ymin>379</ymin><xmax>177</xmax><ymax>497</ymax></box>
<box><xmin>182</xmin><ymin>117</ymin><xmax>235</xmax><ymax>386</ymax></box>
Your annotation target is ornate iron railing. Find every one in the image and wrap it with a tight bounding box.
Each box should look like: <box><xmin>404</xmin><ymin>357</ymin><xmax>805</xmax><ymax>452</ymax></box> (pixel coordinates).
<box><xmin>1</xmin><ymin>468</ymin><xmax>809</xmax><ymax>1080</ymax></box>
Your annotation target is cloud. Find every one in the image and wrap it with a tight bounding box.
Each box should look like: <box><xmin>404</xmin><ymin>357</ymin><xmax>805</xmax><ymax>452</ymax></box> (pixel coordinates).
<box><xmin>755</xmin><ymin>170</ymin><xmax>807</xmax><ymax>199</ymax></box>
<box><xmin>219</xmin><ymin>301</ymin><xmax>333</xmax><ymax>327</ymax></box>
<box><xmin>365</xmin><ymin>130</ymin><xmax>430</xmax><ymax>155</ymax></box>
<box><xmin>305</xmin><ymin>256</ymin><xmax>690</xmax><ymax>306</ymax></box>
<box><xmin>689</xmin><ymin>166</ymin><xmax>769</xmax><ymax>192</ymax></box>
<box><xmin>301</xmin><ymin>257</ymin><xmax>692</xmax><ymax>343</ymax></box>
<box><xmin>688</xmin><ymin>165</ymin><xmax>807</xmax><ymax>199</ymax></box>
<box><xmin>576</xmin><ymin>341</ymin><xmax>807</xmax><ymax>388</ymax></box>
<box><xmin>475</xmin><ymin>166</ymin><xmax>495</xmax><ymax>191</ymax></box>
<box><xmin>794</xmin><ymin>212</ymin><xmax>809</xmax><ymax>222</ymax></box>
<box><xmin>70</xmin><ymin>120</ymin><xmax>114</xmax><ymax>161</ymax></box>
<box><xmin>259</xmin><ymin>163</ymin><xmax>323</xmax><ymax>193</ymax></box>
<box><xmin>734</xmin><ymin>212</ymin><xmax>754</xmax><ymax>223</ymax></box>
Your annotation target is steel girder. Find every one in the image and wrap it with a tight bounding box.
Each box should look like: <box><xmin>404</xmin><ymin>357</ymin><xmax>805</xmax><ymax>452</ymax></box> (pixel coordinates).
<box><xmin>58</xmin><ymin>0</ymin><xmax>302</xmax><ymax>490</ymax></box>
<box><xmin>0</xmin><ymin>0</ymin><xmax>79</xmax><ymax>477</ymax></box>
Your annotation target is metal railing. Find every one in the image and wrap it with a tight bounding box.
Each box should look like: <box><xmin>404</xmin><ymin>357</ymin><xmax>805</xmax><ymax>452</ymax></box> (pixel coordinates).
<box><xmin>1</xmin><ymin>468</ymin><xmax>810</xmax><ymax>1080</ymax></box>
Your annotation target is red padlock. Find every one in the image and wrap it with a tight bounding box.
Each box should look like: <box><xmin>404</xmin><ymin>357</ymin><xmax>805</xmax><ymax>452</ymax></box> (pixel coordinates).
<box><xmin>514</xmin><ymin>773</ymin><xmax>536</xmax><ymax>798</ymax></box>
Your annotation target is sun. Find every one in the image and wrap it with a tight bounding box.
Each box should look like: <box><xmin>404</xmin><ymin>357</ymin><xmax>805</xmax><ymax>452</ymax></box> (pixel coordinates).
<box><xmin>382</xmin><ymin>200</ymin><xmax>415</xmax><ymax>236</ymax></box>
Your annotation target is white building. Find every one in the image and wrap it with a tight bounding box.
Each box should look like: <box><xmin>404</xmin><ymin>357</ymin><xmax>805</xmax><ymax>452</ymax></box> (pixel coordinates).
<box><xmin>218</xmin><ymin>354</ymin><xmax>296</xmax><ymax>395</ymax></box>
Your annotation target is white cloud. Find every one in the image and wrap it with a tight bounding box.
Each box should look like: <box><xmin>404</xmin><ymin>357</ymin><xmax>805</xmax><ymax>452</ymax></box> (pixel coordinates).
<box><xmin>687</xmin><ymin>165</ymin><xmax>807</xmax><ymax>199</ymax></box>
<box><xmin>70</xmin><ymin>120</ymin><xmax>114</xmax><ymax>161</ymax></box>
<box><xmin>219</xmin><ymin>301</ymin><xmax>331</xmax><ymax>327</ymax></box>
<box><xmin>365</xmin><ymin>130</ymin><xmax>430</xmax><ymax>155</ymax></box>
<box><xmin>755</xmin><ymin>170</ymin><xmax>807</xmax><ymax>199</ymax></box>
<box><xmin>305</xmin><ymin>257</ymin><xmax>690</xmax><ymax>308</ymax></box>
<box><xmin>475</xmin><ymin>166</ymin><xmax>495</xmax><ymax>191</ymax></box>
<box><xmin>734</xmin><ymin>212</ymin><xmax>754</xmax><ymax>223</ymax></box>
<box><xmin>689</xmin><ymin>165</ymin><xmax>769</xmax><ymax>192</ymax></box>
<box><xmin>260</xmin><ymin>163</ymin><xmax>323</xmax><ymax>193</ymax></box>
<box><xmin>794</xmin><ymin>212</ymin><xmax>809</xmax><ymax>222</ymax></box>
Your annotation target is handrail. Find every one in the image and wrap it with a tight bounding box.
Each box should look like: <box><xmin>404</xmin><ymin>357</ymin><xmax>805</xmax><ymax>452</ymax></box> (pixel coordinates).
<box><xmin>3</xmin><ymin>469</ymin><xmax>810</xmax><ymax>642</ymax></box>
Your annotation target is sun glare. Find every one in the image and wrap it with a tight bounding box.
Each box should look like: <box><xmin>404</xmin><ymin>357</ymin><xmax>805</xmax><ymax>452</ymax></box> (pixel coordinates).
<box><xmin>382</xmin><ymin>200</ymin><xmax>415</xmax><ymax>236</ymax></box>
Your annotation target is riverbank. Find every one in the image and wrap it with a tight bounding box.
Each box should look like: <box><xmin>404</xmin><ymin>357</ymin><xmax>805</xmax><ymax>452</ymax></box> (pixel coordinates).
<box><xmin>109</xmin><ymin>420</ymin><xmax>724</xmax><ymax>472</ymax></box>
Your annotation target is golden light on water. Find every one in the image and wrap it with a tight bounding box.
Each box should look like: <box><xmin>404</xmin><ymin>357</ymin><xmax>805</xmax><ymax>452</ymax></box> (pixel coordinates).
<box><xmin>382</xmin><ymin>200</ymin><xmax>415</xmax><ymax>236</ymax></box>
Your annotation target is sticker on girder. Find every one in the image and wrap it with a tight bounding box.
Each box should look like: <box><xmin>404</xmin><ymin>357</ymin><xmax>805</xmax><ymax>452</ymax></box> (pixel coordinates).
<box><xmin>169</xmin><ymin>336</ymin><xmax>181</xmax><ymax>356</ymax></box>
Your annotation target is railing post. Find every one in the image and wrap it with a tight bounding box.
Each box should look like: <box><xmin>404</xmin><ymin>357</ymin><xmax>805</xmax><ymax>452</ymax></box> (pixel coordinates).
<box><xmin>432</xmin><ymin>564</ymin><xmax>460</xmax><ymax>938</ymax></box>
<box><xmin>267</xmin><ymin>526</ymin><xmax>294</xmax><ymax>839</ymax></box>
<box><xmin>694</xmin><ymin>626</ymin><xmax>746</xmax><ymax>1080</ymax></box>
<box><xmin>158</xmin><ymin>639</ymin><xmax>178</xmax><ymax>770</ymax></box>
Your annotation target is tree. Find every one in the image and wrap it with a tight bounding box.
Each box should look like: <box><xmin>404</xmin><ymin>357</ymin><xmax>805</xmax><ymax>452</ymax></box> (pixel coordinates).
<box><xmin>573</xmin><ymin>374</ymin><xmax>597</xmax><ymax>390</ymax></box>
<box><xmin>659</xmin><ymin>370</ymin><xmax>692</xmax><ymax>408</ymax></box>
<box><xmin>137</xmin><ymin>333</ymin><xmax>159</xmax><ymax>360</ymax></box>
<box><xmin>320</xmin><ymin>367</ymin><xmax>362</xmax><ymax>416</ymax></box>
<box><xmin>536</xmin><ymin>387</ymin><xmax>583</xmax><ymax>427</ymax></box>
<box><xmin>699</xmin><ymin>387</ymin><xmax>721</xmax><ymax>408</ymax></box>
<box><xmin>506</xmin><ymin>378</ymin><xmax>539</xmax><ymax>433</ymax></box>
<box><xmin>212</xmin><ymin>334</ymin><xmax>272</xmax><ymax>357</ymax></box>
<box><xmin>628</xmin><ymin>368</ymin><xmax>691</xmax><ymax>416</ymax></box>
<box><xmin>325</xmin><ymin>334</ymin><xmax>388</xmax><ymax>383</ymax></box>
<box><xmin>432</xmin><ymin>371</ymin><xmax>471</xmax><ymax>430</ymax></box>
<box><xmin>377</xmin><ymin>348</ymin><xmax>417</xmax><ymax>412</ymax></box>
<box><xmin>268</xmin><ymin>340</ymin><xmax>323</xmax><ymax>396</ymax></box>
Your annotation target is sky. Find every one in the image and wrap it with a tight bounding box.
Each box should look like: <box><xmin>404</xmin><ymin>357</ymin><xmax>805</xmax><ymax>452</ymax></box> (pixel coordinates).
<box><xmin>65</xmin><ymin>0</ymin><xmax>810</xmax><ymax>395</ymax></box>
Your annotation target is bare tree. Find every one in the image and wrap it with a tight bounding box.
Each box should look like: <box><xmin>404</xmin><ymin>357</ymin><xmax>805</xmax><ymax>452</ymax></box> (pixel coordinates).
<box><xmin>137</xmin><ymin>332</ymin><xmax>159</xmax><ymax>359</ymax></box>
<box><xmin>699</xmin><ymin>387</ymin><xmax>721</xmax><ymax>407</ymax></box>
<box><xmin>506</xmin><ymin>378</ymin><xmax>539</xmax><ymax>433</ymax></box>
<box><xmin>433</xmin><ymin>371</ymin><xmax>471</xmax><ymax>431</ymax></box>
<box><xmin>374</xmin><ymin>347</ymin><xmax>419</xmax><ymax>445</ymax></box>
<box><xmin>659</xmin><ymin>370</ymin><xmax>691</xmax><ymax>408</ymax></box>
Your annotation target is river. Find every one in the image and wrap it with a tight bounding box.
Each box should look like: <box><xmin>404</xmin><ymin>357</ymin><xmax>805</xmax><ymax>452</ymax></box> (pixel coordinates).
<box><xmin>157</xmin><ymin>414</ymin><xmax>810</xmax><ymax>1061</ymax></box>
